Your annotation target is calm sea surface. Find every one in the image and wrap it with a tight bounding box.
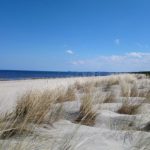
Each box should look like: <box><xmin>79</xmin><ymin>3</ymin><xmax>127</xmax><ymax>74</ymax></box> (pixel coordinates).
<box><xmin>0</xmin><ymin>70</ymin><xmax>113</xmax><ymax>80</ymax></box>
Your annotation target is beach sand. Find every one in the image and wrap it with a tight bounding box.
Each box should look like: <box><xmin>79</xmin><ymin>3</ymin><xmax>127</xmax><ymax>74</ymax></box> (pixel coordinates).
<box><xmin>0</xmin><ymin>74</ymin><xmax>150</xmax><ymax>150</ymax></box>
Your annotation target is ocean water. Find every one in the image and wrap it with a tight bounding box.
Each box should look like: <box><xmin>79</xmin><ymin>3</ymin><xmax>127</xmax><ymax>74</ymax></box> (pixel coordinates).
<box><xmin>0</xmin><ymin>70</ymin><xmax>112</xmax><ymax>80</ymax></box>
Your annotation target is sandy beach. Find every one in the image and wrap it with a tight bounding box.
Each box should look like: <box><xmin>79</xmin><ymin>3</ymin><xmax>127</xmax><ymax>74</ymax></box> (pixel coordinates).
<box><xmin>0</xmin><ymin>77</ymin><xmax>88</xmax><ymax>113</ymax></box>
<box><xmin>0</xmin><ymin>74</ymin><xmax>150</xmax><ymax>150</ymax></box>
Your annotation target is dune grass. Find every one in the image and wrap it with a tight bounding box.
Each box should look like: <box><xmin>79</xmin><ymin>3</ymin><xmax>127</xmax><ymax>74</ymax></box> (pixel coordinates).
<box><xmin>75</xmin><ymin>90</ymin><xmax>96</xmax><ymax>126</ymax></box>
<box><xmin>130</xmin><ymin>82</ymin><xmax>139</xmax><ymax>97</ymax></box>
<box><xmin>0</xmin><ymin>88</ymin><xmax>67</xmax><ymax>139</ymax></box>
<box><xmin>0</xmin><ymin>74</ymin><xmax>150</xmax><ymax>149</ymax></box>
<box><xmin>74</xmin><ymin>81</ymin><xmax>94</xmax><ymax>93</ymax></box>
<box><xmin>103</xmin><ymin>91</ymin><xmax>116</xmax><ymax>103</ymax></box>
<box><xmin>120</xmin><ymin>81</ymin><xmax>139</xmax><ymax>97</ymax></box>
<box><xmin>14</xmin><ymin>90</ymin><xmax>56</xmax><ymax>124</ymax></box>
<box><xmin>56</xmin><ymin>85</ymin><xmax>76</xmax><ymax>102</ymax></box>
<box><xmin>117</xmin><ymin>102</ymin><xmax>140</xmax><ymax>115</ymax></box>
<box><xmin>146</xmin><ymin>90</ymin><xmax>150</xmax><ymax>102</ymax></box>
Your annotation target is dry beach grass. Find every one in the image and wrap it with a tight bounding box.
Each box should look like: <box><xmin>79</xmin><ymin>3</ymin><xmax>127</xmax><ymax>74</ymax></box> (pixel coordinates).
<box><xmin>0</xmin><ymin>74</ymin><xmax>150</xmax><ymax>149</ymax></box>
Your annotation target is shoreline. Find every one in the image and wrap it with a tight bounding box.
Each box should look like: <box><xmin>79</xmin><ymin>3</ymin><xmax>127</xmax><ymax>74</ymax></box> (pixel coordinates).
<box><xmin>0</xmin><ymin>76</ymin><xmax>101</xmax><ymax>82</ymax></box>
<box><xmin>0</xmin><ymin>70</ymin><xmax>113</xmax><ymax>81</ymax></box>
<box><xmin>0</xmin><ymin>71</ymin><xmax>149</xmax><ymax>81</ymax></box>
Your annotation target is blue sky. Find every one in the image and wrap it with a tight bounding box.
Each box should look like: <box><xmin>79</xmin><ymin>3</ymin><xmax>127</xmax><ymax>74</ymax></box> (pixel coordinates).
<box><xmin>0</xmin><ymin>0</ymin><xmax>150</xmax><ymax>71</ymax></box>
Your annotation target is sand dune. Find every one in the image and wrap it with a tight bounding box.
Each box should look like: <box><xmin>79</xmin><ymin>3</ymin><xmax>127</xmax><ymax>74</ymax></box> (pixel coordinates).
<box><xmin>0</xmin><ymin>74</ymin><xmax>150</xmax><ymax>150</ymax></box>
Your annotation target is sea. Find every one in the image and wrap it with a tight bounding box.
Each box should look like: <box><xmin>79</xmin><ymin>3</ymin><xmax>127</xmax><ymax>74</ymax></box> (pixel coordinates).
<box><xmin>0</xmin><ymin>70</ymin><xmax>113</xmax><ymax>80</ymax></box>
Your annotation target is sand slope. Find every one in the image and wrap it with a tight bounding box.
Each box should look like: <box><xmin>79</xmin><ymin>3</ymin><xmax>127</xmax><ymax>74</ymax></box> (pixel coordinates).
<box><xmin>0</xmin><ymin>74</ymin><xmax>150</xmax><ymax>150</ymax></box>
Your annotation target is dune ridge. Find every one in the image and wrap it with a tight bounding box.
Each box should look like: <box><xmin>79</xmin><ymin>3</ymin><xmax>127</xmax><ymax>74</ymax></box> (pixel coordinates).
<box><xmin>0</xmin><ymin>74</ymin><xmax>150</xmax><ymax>149</ymax></box>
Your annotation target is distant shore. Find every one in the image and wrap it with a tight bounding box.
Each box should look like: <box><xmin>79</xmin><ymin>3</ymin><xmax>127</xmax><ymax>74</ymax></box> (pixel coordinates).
<box><xmin>0</xmin><ymin>70</ymin><xmax>113</xmax><ymax>81</ymax></box>
<box><xmin>0</xmin><ymin>70</ymin><xmax>150</xmax><ymax>81</ymax></box>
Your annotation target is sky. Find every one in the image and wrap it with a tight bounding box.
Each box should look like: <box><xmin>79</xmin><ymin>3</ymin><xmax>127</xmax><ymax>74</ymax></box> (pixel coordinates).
<box><xmin>0</xmin><ymin>0</ymin><xmax>150</xmax><ymax>72</ymax></box>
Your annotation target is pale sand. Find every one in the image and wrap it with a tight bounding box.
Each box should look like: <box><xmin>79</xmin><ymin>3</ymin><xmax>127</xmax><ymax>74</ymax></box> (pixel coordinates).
<box><xmin>0</xmin><ymin>74</ymin><xmax>150</xmax><ymax>150</ymax></box>
<box><xmin>0</xmin><ymin>77</ymin><xmax>90</xmax><ymax>113</ymax></box>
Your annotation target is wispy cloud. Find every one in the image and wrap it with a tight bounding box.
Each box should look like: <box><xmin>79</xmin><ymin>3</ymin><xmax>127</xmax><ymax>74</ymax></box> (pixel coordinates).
<box><xmin>66</xmin><ymin>50</ymin><xmax>74</xmax><ymax>55</ymax></box>
<box><xmin>72</xmin><ymin>60</ymin><xmax>85</xmax><ymax>65</ymax></box>
<box><xmin>114</xmin><ymin>38</ymin><xmax>120</xmax><ymax>45</ymax></box>
<box><xmin>71</xmin><ymin>52</ymin><xmax>150</xmax><ymax>71</ymax></box>
<box><xmin>127</xmin><ymin>52</ymin><xmax>150</xmax><ymax>58</ymax></box>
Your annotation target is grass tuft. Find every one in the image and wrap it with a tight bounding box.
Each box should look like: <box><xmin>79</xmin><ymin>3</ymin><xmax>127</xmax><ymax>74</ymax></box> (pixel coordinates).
<box><xmin>103</xmin><ymin>91</ymin><xmax>116</xmax><ymax>103</ymax></box>
<box><xmin>14</xmin><ymin>90</ymin><xmax>54</xmax><ymax>124</ymax></box>
<box><xmin>74</xmin><ymin>81</ymin><xmax>94</xmax><ymax>93</ymax></box>
<box><xmin>130</xmin><ymin>82</ymin><xmax>139</xmax><ymax>97</ymax></box>
<box><xmin>118</xmin><ymin>102</ymin><xmax>140</xmax><ymax>115</ymax></box>
<box><xmin>120</xmin><ymin>81</ymin><xmax>130</xmax><ymax>97</ymax></box>
<box><xmin>75</xmin><ymin>92</ymin><xmax>96</xmax><ymax>126</ymax></box>
<box><xmin>0</xmin><ymin>89</ymin><xmax>64</xmax><ymax>139</ymax></box>
<box><xmin>56</xmin><ymin>85</ymin><xmax>76</xmax><ymax>102</ymax></box>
